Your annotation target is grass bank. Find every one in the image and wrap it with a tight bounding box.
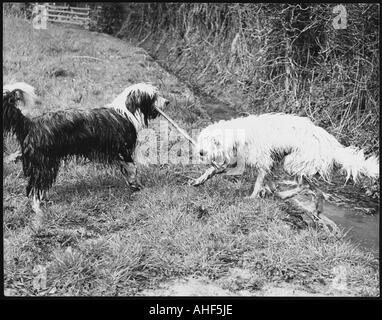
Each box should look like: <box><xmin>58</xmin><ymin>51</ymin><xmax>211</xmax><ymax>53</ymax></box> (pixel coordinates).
<box><xmin>3</xmin><ymin>16</ymin><xmax>379</xmax><ymax>296</ymax></box>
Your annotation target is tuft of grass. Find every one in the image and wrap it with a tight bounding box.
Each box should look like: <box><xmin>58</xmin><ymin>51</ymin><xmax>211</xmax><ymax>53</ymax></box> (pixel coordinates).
<box><xmin>3</xmin><ymin>15</ymin><xmax>379</xmax><ymax>297</ymax></box>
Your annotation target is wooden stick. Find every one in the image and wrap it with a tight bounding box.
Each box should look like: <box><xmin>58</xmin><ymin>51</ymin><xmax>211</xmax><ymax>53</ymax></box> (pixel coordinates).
<box><xmin>154</xmin><ymin>107</ymin><xmax>221</xmax><ymax>170</ymax></box>
<box><xmin>155</xmin><ymin>107</ymin><xmax>196</xmax><ymax>145</ymax></box>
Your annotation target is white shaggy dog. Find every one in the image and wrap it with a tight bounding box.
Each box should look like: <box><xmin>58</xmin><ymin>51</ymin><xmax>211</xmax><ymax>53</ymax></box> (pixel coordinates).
<box><xmin>194</xmin><ymin>113</ymin><xmax>379</xmax><ymax>210</ymax></box>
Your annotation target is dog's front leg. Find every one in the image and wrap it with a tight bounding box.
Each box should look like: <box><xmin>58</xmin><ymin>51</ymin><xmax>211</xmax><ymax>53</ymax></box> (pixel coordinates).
<box><xmin>191</xmin><ymin>161</ymin><xmax>227</xmax><ymax>186</ymax></box>
<box><xmin>31</xmin><ymin>191</ymin><xmax>45</xmax><ymax>230</ymax></box>
<box><xmin>120</xmin><ymin>162</ymin><xmax>143</xmax><ymax>191</ymax></box>
<box><xmin>225</xmin><ymin>154</ymin><xmax>245</xmax><ymax>176</ymax></box>
<box><xmin>249</xmin><ymin>170</ymin><xmax>268</xmax><ymax>198</ymax></box>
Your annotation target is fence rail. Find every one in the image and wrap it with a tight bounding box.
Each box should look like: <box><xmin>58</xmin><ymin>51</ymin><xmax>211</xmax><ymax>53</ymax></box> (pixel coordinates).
<box><xmin>47</xmin><ymin>4</ymin><xmax>90</xmax><ymax>11</ymax></box>
<box><xmin>48</xmin><ymin>9</ymin><xmax>89</xmax><ymax>16</ymax></box>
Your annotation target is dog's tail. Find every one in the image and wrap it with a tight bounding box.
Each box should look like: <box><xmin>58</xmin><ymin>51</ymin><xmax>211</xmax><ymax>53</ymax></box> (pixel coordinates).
<box><xmin>308</xmin><ymin>125</ymin><xmax>379</xmax><ymax>183</ymax></box>
<box><xmin>3</xmin><ymin>82</ymin><xmax>36</xmax><ymax>138</ymax></box>
<box><xmin>333</xmin><ymin>145</ymin><xmax>379</xmax><ymax>182</ymax></box>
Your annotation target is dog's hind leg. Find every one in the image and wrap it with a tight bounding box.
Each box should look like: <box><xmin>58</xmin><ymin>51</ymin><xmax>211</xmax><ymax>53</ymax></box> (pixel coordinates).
<box><xmin>276</xmin><ymin>185</ymin><xmax>306</xmax><ymax>200</ymax></box>
<box><xmin>277</xmin><ymin>177</ymin><xmax>340</xmax><ymax>235</ymax></box>
<box><xmin>276</xmin><ymin>174</ymin><xmax>306</xmax><ymax>199</ymax></box>
<box><xmin>304</xmin><ymin>179</ymin><xmax>340</xmax><ymax>234</ymax></box>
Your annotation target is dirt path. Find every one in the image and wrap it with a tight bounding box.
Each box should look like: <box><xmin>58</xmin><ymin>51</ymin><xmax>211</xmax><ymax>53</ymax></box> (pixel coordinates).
<box><xmin>140</xmin><ymin>267</ymin><xmax>355</xmax><ymax>297</ymax></box>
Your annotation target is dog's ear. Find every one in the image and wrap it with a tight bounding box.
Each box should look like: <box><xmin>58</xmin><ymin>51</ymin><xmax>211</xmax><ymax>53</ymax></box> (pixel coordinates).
<box><xmin>125</xmin><ymin>89</ymin><xmax>157</xmax><ymax>127</ymax></box>
<box><xmin>125</xmin><ymin>92</ymin><xmax>138</xmax><ymax>115</ymax></box>
<box><xmin>3</xmin><ymin>89</ymin><xmax>19</xmax><ymax>106</ymax></box>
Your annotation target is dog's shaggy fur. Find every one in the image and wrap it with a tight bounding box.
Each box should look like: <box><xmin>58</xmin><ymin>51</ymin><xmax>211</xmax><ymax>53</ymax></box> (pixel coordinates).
<box><xmin>195</xmin><ymin>113</ymin><xmax>379</xmax><ymax>200</ymax></box>
<box><xmin>3</xmin><ymin>82</ymin><xmax>168</xmax><ymax>217</ymax></box>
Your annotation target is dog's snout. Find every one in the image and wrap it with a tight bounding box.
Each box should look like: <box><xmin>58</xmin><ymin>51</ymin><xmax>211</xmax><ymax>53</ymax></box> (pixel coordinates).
<box><xmin>164</xmin><ymin>100</ymin><xmax>170</xmax><ymax>107</ymax></box>
<box><xmin>199</xmin><ymin>150</ymin><xmax>206</xmax><ymax>157</ymax></box>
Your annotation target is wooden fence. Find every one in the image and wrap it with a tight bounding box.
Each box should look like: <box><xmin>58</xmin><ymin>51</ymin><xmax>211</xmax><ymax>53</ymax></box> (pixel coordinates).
<box><xmin>45</xmin><ymin>3</ymin><xmax>91</xmax><ymax>29</ymax></box>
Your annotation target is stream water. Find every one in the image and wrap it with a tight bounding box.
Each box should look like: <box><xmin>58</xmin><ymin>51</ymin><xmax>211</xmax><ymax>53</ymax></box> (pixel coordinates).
<box><xmin>203</xmin><ymin>99</ymin><xmax>380</xmax><ymax>255</ymax></box>
<box><xmin>324</xmin><ymin>201</ymin><xmax>379</xmax><ymax>255</ymax></box>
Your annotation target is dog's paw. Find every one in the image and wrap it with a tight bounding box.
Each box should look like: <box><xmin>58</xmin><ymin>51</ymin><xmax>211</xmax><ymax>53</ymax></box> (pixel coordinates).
<box><xmin>128</xmin><ymin>181</ymin><xmax>143</xmax><ymax>191</ymax></box>
<box><xmin>129</xmin><ymin>185</ymin><xmax>141</xmax><ymax>192</ymax></box>
<box><xmin>248</xmin><ymin>186</ymin><xmax>274</xmax><ymax>199</ymax></box>
<box><xmin>190</xmin><ymin>178</ymin><xmax>205</xmax><ymax>187</ymax></box>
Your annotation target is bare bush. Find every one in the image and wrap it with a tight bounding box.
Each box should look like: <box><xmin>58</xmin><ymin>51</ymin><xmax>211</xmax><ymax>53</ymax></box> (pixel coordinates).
<box><xmin>109</xmin><ymin>3</ymin><xmax>378</xmax><ymax>153</ymax></box>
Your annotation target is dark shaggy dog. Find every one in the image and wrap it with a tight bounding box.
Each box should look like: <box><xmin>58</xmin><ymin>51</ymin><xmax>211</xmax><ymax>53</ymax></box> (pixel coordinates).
<box><xmin>3</xmin><ymin>82</ymin><xmax>168</xmax><ymax>221</ymax></box>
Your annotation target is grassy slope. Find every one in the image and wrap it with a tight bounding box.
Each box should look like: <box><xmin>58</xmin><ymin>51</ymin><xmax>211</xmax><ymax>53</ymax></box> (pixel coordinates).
<box><xmin>3</xmin><ymin>17</ymin><xmax>379</xmax><ymax>296</ymax></box>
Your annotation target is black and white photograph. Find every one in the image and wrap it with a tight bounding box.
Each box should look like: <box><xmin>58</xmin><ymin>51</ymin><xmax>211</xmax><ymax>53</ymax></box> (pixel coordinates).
<box><xmin>2</xmin><ymin>2</ymin><xmax>380</xmax><ymax>298</ymax></box>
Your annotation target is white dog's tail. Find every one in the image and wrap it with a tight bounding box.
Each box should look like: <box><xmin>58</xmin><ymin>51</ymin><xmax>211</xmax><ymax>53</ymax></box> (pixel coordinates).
<box><xmin>3</xmin><ymin>82</ymin><xmax>37</xmax><ymax>108</ymax></box>
<box><xmin>333</xmin><ymin>146</ymin><xmax>379</xmax><ymax>182</ymax></box>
